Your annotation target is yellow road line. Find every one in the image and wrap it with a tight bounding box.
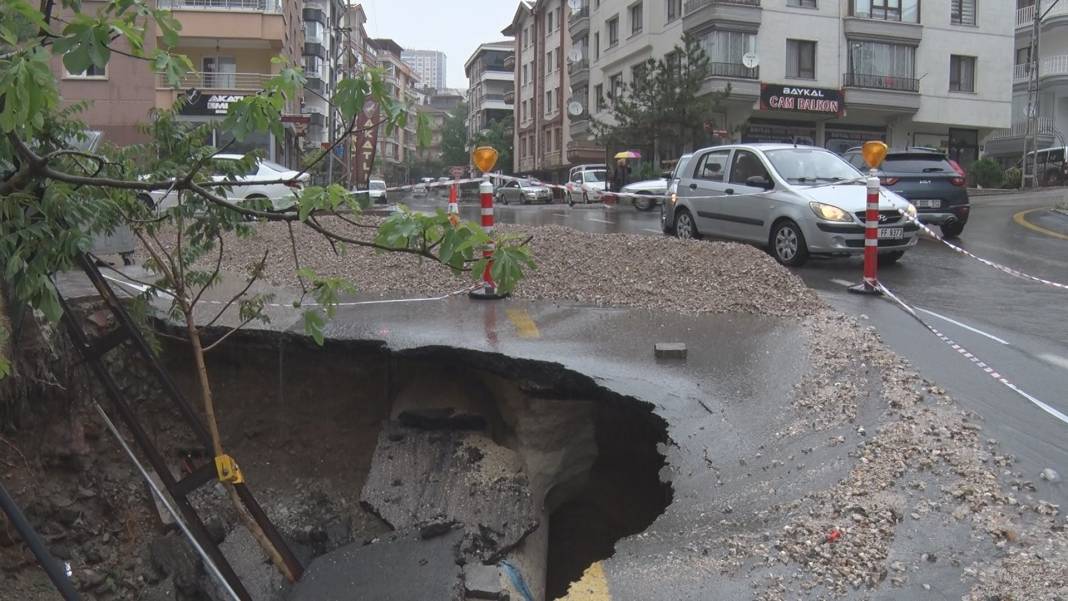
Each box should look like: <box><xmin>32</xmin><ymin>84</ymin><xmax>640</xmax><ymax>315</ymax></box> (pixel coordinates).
<box><xmin>1013</xmin><ymin>208</ymin><xmax>1068</xmax><ymax>241</ymax></box>
<box><xmin>505</xmin><ymin>308</ymin><xmax>541</xmax><ymax>339</ymax></box>
<box><xmin>556</xmin><ymin>561</ymin><xmax>611</xmax><ymax>601</ymax></box>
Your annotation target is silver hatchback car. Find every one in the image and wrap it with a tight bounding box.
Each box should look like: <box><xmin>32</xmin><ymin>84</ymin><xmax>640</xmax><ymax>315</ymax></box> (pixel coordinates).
<box><xmin>661</xmin><ymin>144</ymin><xmax>919</xmax><ymax>266</ymax></box>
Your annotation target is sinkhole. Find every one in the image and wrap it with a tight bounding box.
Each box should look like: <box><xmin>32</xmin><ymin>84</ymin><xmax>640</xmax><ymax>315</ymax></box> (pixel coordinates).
<box><xmin>161</xmin><ymin>331</ymin><xmax>673</xmax><ymax>600</ymax></box>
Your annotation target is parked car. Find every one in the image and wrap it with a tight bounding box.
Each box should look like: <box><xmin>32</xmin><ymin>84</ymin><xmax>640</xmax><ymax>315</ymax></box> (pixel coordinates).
<box><xmin>566</xmin><ymin>165</ymin><xmax>608</xmax><ymax>205</ymax></box>
<box><xmin>496</xmin><ymin>178</ymin><xmax>552</xmax><ymax>205</ymax></box>
<box><xmin>147</xmin><ymin>155</ymin><xmax>308</xmax><ymax>212</ymax></box>
<box><xmin>843</xmin><ymin>147</ymin><xmax>969</xmax><ymax>238</ymax></box>
<box><xmin>368</xmin><ymin>179</ymin><xmax>389</xmax><ymax>204</ymax></box>
<box><xmin>411</xmin><ymin>182</ymin><xmax>428</xmax><ymax>198</ymax></box>
<box><xmin>1023</xmin><ymin>146</ymin><xmax>1068</xmax><ymax>187</ymax></box>
<box><xmin>665</xmin><ymin>144</ymin><xmax>918</xmax><ymax>267</ymax></box>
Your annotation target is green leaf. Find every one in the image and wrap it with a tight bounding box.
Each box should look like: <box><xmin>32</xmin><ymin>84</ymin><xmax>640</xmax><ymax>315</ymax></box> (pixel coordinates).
<box><xmin>302</xmin><ymin>309</ymin><xmax>326</xmax><ymax>345</ymax></box>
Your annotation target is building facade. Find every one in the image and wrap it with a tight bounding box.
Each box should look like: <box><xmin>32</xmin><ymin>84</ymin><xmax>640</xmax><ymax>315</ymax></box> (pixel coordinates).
<box><xmin>464</xmin><ymin>41</ymin><xmax>515</xmax><ymax>142</ymax></box>
<box><xmin>567</xmin><ymin>0</ymin><xmax>1011</xmax><ymax>169</ymax></box>
<box><xmin>372</xmin><ymin>39</ymin><xmax>421</xmax><ymax>183</ymax></box>
<box><xmin>301</xmin><ymin>0</ymin><xmax>347</xmax><ymax>150</ymax></box>
<box><xmin>402</xmin><ymin>49</ymin><xmax>448</xmax><ymax>91</ymax></box>
<box><xmin>986</xmin><ymin>1</ymin><xmax>1068</xmax><ymax>167</ymax></box>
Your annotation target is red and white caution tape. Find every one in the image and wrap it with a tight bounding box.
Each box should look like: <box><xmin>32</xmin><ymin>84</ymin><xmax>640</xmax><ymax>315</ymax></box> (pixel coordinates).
<box><xmin>899</xmin><ymin>209</ymin><xmax>1068</xmax><ymax>291</ymax></box>
<box><xmin>877</xmin><ymin>282</ymin><xmax>1068</xmax><ymax>425</ymax></box>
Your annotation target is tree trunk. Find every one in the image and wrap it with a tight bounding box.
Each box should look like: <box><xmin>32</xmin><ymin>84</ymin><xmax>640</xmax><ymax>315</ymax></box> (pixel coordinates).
<box><xmin>0</xmin><ymin>281</ymin><xmax>58</xmax><ymax>430</ymax></box>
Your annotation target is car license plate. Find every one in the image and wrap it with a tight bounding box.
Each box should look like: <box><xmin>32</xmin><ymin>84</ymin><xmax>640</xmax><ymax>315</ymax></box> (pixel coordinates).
<box><xmin>879</xmin><ymin>227</ymin><xmax>904</xmax><ymax>240</ymax></box>
<box><xmin>914</xmin><ymin>199</ymin><xmax>941</xmax><ymax>209</ymax></box>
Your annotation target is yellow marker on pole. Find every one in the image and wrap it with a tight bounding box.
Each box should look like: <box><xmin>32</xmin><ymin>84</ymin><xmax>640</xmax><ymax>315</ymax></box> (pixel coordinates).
<box><xmin>861</xmin><ymin>140</ymin><xmax>888</xmax><ymax>169</ymax></box>
<box><xmin>472</xmin><ymin>146</ymin><xmax>499</xmax><ymax>173</ymax></box>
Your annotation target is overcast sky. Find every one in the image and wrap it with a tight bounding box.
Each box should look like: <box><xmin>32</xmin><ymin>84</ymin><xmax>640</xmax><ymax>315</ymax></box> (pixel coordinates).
<box><xmin>361</xmin><ymin>0</ymin><xmax>518</xmax><ymax>89</ymax></box>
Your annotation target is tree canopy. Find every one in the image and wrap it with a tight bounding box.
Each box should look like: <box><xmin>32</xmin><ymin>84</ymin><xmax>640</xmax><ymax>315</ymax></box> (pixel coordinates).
<box><xmin>440</xmin><ymin>101</ymin><xmax>470</xmax><ymax>167</ymax></box>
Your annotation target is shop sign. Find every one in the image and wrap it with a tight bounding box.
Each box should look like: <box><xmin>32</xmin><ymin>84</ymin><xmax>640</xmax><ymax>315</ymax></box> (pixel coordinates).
<box><xmin>180</xmin><ymin>93</ymin><xmax>250</xmax><ymax>117</ymax></box>
<box><xmin>760</xmin><ymin>84</ymin><xmax>844</xmax><ymax>116</ymax></box>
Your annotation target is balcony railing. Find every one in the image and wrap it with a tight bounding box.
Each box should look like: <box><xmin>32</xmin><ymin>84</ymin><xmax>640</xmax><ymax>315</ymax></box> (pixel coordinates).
<box><xmin>684</xmin><ymin>0</ymin><xmax>760</xmax><ymax>15</ymax></box>
<box><xmin>157</xmin><ymin>0</ymin><xmax>282</xmax><ymax>12</ymax></box>
<box><xmin>1014</xmin><ymin>55</ymin><xmax>1068</xmax><ymax>83</ymax></box>
<box><xmin>843</xmin><ymin>72</ymin><xmax>919</xmax><ymax>92</ymax></box>
<box><xmin>157</xmin><ymin>71</ymin><xmax>272</xmax><ymax>91</ymax></box>
<box><xmin>708</xmin><ymin>61</ymin><xmax>758</xmax><ymax>79</ymax></box>
<box><xmin>569</xmin><ymin>6</ymin><xmax>589</xmax><ymax>21</ymax></box>
<box><xmin>1018</xmin><ymin>1</ymin><xmax>1068</xmax><ymax>27</ymax></box>
<box><xmin>569</xmin><ymin>58</ymin><xmax>589</xmax><ymax>74</ymax></box>
<box><xmin>988</xmin><ymin>118</ymin><xmax>1056</xmax><ymax>140</ymax></box>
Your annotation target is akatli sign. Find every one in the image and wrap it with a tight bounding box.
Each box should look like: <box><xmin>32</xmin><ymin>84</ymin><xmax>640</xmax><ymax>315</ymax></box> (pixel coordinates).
<box><xmin>760</xmin><ymin>84</ymin><xmax>844</xmax><ymax>116</ymax></box>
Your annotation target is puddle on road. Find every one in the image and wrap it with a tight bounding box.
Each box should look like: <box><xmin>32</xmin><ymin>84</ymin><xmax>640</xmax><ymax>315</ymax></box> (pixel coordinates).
<box><xmin>164</xmin><ymin>332</ymin><xmax>673</xmax><ymax>600</ymax></box>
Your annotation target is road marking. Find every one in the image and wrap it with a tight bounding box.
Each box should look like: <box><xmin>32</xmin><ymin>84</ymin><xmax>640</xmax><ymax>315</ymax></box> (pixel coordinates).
<box><xmin>1013</xmin><ymin>208</ymin><xmax>1068</xmax><ymax>241</ymax></box>
<box><xmin>915</xmin><ymin>307</ymin><xmax>1010</xmax><ymax>345</ymax></box>
<box><xmin>830</xmin><ymin>278</ymin><xmax>855</xmax><ymax>288</ymax></box>
<box><xmin>1009</xmin><ymin>383</ymin><xmax>1068</xmax><ymax>426</ymax></box>
<box><xmin>1039</xmin><ymin>353</ymin><xmax>1068</xmax><ymax>371</ymax></box>
<box><xmin>552</xmin><ymin>212</ymin><xmax>567</xmax><ymax>217</ymax></box>
<box><xmin>642</xmin><ymin>228</ymin><xmax>663</xmax><ymax>234</ymax></box>
<box><xmin>557</xmin><ymin>561</ymin><xmax>611</xmax><ymax>601</ymax></box>
<box><xmin>505</xmin><ymin>309</ymin><xmax>541</xmax><ymax>339</ymax></box>
<box><xmin>586</xmin><ymin>217</ymin><xmax>615</xmax><ymax>224</ymax></box>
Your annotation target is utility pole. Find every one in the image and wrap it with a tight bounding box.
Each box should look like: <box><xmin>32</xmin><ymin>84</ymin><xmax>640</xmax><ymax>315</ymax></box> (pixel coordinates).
<box><xmin>1022</xmin><ymin>0</ymin><xmax>1062</xmax><ymax>189</ymax></box>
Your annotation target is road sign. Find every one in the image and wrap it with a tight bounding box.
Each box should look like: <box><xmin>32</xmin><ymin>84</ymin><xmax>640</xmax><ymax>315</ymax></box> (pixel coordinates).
<box><xmin>449</xmin><ymin>166</ymin><xmax>466</xmax><ymax>178</ymax></box>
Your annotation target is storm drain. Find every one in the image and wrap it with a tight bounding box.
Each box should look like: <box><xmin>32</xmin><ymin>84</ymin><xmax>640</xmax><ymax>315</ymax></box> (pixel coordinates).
<box><xmin>161</xmin><ymin>333</ymin><xmax>673</xmax><ymax>601</ymax></box>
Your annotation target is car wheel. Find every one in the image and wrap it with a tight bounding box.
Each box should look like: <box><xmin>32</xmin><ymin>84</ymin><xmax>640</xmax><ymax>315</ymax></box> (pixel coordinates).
<box><xmin>880</xmin><ymin>251</ymin><xmax>905</xmax><ymax>265</ymax></box>
<box><xmin>770</xmin><ymin>219</ymin><xmax>809</xmax><ymax>267</ymax></box>
<box><xmin>940</xmin><ymin>221</ymin><xmax>965</xmax><ymax>238</ymax></box>
<box><xmin>583</xmin><ymin>191</ymin><xmax>590</xmax><ymax>204</ymax></box>
<box><xmin>498</xmin><ymin>194</ymin><xmax>507</xmax><ymax>205</ymax></box>
<box><xmin>633</xmin><ymin>192</ymin><xmax>655</xmax><ymax>212</ymax></box>
<box><xmin>674</xmin><ymin>208</ymin><xmax>700</xmax><ymax>240</ymax></box>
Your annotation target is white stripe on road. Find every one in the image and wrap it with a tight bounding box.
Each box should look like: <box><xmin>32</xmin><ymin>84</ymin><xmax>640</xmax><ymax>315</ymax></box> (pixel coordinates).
<box><xmin>552</xmin><ymin>212</ymin><xmax>567</xmax><ymax>217</ymax></box>
<box><xmin>586</xmin><ymin>217</ymin><xmax>615</xmax><ymax>224</ymax></box>
<box><xmin>1007</xmin><ymin>381</ymin><xmax>1068</xmax><ymax>426</ymax></box>
<box><xmin>915</xmin><ymin>308</ymin><xmax>1010</xmax><ymax>345</ymax></box>
<box><xmin>830</xmin><ymin>278</ymin><xmax>855</xmax><ymax>288</ymax></box>
<box><xmin>643</xmin><ymin>228</ymin><xmax>663</xmax><ymax>234</ymax></box>
<box><xmin>1039</xmin><ymin>353</ymin><xmax>1068</xmax><ymax>371</ymax></box>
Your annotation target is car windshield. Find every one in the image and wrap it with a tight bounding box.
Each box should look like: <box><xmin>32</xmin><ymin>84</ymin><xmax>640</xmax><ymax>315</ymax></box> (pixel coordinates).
<box><xmin>764</xmin><ymin>149</ymin><xmax>861</xmax><ymax>184</ymax></box>
<box><xmin>520</xmin><ymin>179</ymin><xmax>541</xmax><ymax>187</ymax></box>
<box><xmin>369</xmin><ymin>181</ymin><xmax>386</xmax><ymax>190</ymax></box>
<box><xmin>259</xmin><ymin>159</ymin><xmax>290</xmax><ymax>173</ymax></box>
<box><xmin>583</xmin><ymin>170</ymin><xmax>606</xmax><ymax>183</ymax></box>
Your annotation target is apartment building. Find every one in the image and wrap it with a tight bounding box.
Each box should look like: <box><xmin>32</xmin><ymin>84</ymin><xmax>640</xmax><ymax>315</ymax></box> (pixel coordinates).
<box><xmin>464</xmin><ymin>41</ymin><xmax>515</xmax><ymax>146</ymax></box>
<box><xmin>372</xmin><ymin>38</ymin><xmax>421</xmax><ymax>183</ymax></box>
<box><xmin>301</xmin><ymin>0</ymin><xmax>346</xmax><ymax>149</ymax></box>
<box><xmin>402</xmin><ymin>49</ymin><xmax>448</xmax><ymax>91</ymax></box>
<box><xmin>986</xmin><ymin>1</ymin><xmax>1068</xmax><ymax>166</ymax></box>
<box><xmin>152</xmin><ymin>0</ymin><xmax>305</xmax><ymax>164</ymax></box>
<box><xmin>571</xmin><ymin>0</ymin><xmax>1011</xmax><ymax>168</ymax></box>
<box><xmin>504</xmin><ymin>0</ymin><xmax>595</xmax><ymax>181</ymax></box>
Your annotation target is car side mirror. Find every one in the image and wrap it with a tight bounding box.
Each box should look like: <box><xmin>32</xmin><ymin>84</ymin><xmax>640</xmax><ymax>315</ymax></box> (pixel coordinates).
<box><xmin>746</xmin><ymin>175</ymin><xmax>773</xmax><ymax>190</ymax></box>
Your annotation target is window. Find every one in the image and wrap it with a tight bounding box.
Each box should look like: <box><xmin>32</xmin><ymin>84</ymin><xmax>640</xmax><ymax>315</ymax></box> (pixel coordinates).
<box><xmin>666</xmin><ymin>0</ymin><xmax>681</xmax><ymax>21</ymax></box>
<box><xmin>547</xmin><ymin>9</ymin><xmax>555</xmax><ymax>33</ymax></box>
<box><xmin>786</xmin><ymin>40</ymin><xmax>816</xmax><ymax>79</ymax></box>
<box><xmin>697</xmin><ymin>30</ymin><xmax>756</xmax><ymax>67</ymax></box>
<box><xmin>595</xmin><ymin>83</ymin><xmax>605</xmax><ymax>110</ymax></box>
<box><xmin>950</xmin><ymin>55</ymin><xmax>976</xmax><ymax>92</ymax></box>
<box><xmin>952</xmin><ymin>0</ymin><xmax>976</xmax><ymax>25</ymax></box>
<box><xmin>594</xmin><ymin>32</ymin><xmax>601</xmax><ymax>58</ymax></box>
<box><xmin>728</xmin><ymin>150</ymin><xmax>772</xmax><ymax>185</ymax></box>
<box><xmin>66</xmin><ymin>64</ymin><xmax>107</xmax><ymax>78</ymax></box>
<box><xmin>546</xmin><ymin>50</ymin><xmax>553</xmax><ymax>75</ymax></box>
<box><xmin>610</xmin><ymin>72</ymin><xmax>623</xmax><ymax>100</ymax></box>
<box><xmin>546</xmin><ymin>89</ymin><xmax>553</xmax><ymax>114</ymax></box>
<box><xmin>305</xmin><ymin>21</ymin><xmax>324</xmax><ymax>43</ymax></box>
<box><xmin>304</xmin><ymin>56</ymin><xmax>324</xmax><ymax>79</ymax></box>
<box><xmin>555</xmin><ymin>128</ymin><xmax>562</xmax><ymax>152</ymax></box>
<box><xmin>848</xmin><ymin>40</ymin><xmax>916</xmax><ymax>89</ymax></box>
<box><xmin>607</xmin><ymin>16</ymin><xmax>619</xmax><ymax>47</ymax></box>
<box><xmin>693</xmin><ymin>149</ymin><xmax>731</xmax><ymax>181</ymax></box>
<box><xmin>522</xmin><ymin>64</ymin><xmax>529</xmax><ymax>86</ymax></box>
<box><xmin>630</xmin><ymin>2</ymin><xmax>643</xmax><ymax>35</ymax></box>
<box><xmin>788</xmin><ymin>0</ymin><xmax>817</xmax><ymax>7</ymax></box>
<box><xmin>852</xmin><ymin>0</ymin><xmax>919</xmax><ymax>23</ymax></box>
<box><xmin>202</xmin><ymin>56</ymin><xmax>236</xmax><ymax>88</ymax></box>
<box><xmin>632</xmin><ymin>62</ymin><xmax>649</xmax><ymax>82</ymax></box>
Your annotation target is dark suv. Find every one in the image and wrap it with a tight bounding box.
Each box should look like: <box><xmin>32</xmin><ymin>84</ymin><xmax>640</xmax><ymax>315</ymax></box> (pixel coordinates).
<box><xmin>843</xmin><ymin>148</ymin><xmax>970</xmax><ymax>238</ymax></box>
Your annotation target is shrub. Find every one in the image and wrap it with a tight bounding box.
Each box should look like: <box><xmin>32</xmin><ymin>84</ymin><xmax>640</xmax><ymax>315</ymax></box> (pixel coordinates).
<box><xmin>968</xmin><ymin>158</ymin><xmax>1003</xmax><ymax>189</ymax></box>
<box><xmin>1003</xmin><ymin>166</ymin><xmax>1022</xmax><ymax>189</ymax></box>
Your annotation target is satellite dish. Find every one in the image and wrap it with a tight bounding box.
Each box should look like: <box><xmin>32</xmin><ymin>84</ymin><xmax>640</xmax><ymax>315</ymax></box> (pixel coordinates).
<box><xmin>568</xmin><ymin>48</ymin><xmax>583</xmax><ymax>63</ymax></box>
<box><xmin>567</xmin><ymin>0</ymin><xmax>582</xmax><ymax>10</ymax></box>
<box><xmin>568</xmin><ymin>101</ymin><xmax>584</xmax><ymax>117</ymax></box>
<box><xmin>742</xmin><ymin>53</ymin><xmax>759</xmax><ymax>69</ymax></box>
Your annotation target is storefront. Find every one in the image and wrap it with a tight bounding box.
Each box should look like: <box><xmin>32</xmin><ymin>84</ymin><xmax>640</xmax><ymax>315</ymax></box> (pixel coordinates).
<box><xmin>177</xmin><ymin>91</ymin><xmax>299</xmax><ymax>166</ymax></box>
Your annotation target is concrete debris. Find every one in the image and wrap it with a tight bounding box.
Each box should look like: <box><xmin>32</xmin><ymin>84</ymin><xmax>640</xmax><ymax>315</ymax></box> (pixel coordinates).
<box><xmin>654</xmin><ymin>342</ymin><xmax>688</xmax><ymax>359</ymax></box>
<box><xmin>464</xmin><ymin>563</ymin><xmax>504</xmax><ymax>600</ymax></box>
<box><xmin>1041</xmin><ymin>468</ymin><xmax>1061</xmax><ymax>483</ymax></box>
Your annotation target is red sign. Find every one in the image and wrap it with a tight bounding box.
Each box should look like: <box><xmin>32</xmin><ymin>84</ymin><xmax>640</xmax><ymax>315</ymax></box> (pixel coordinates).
<box><xmin>760</xmin><ymin>84</ymin><xmax>844</xmax><ymax>117</ymax></box>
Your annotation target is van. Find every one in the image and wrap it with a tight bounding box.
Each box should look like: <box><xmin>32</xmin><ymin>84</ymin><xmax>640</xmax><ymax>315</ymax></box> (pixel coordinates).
<box><xmin>1024</xmin><ymin>146</ymin><xmax>1068</xmax><ymax>186</ymax></box>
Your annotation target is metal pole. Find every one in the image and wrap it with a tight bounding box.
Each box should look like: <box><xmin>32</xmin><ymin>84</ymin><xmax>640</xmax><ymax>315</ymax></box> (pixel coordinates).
<box><xmin>1031</xmin><ymin>5</ymin><xmax>1042</xmax><ymax>188</ymax></box>
<box><xmin>0</xmin><ymin>479</ymin><xmax>82</xmax><ymax>600</ymax></box>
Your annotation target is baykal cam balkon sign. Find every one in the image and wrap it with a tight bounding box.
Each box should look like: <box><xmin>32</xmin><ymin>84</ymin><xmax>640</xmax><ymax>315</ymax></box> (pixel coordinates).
<box><xmin>760</xmin><ymin>84</ymin><xmax>844</xmax><ymax>117</ymax></box>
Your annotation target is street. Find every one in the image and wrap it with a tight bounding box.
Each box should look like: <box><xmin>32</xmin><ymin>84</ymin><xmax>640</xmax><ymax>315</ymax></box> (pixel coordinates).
<box><xmin>404</xmin><ymin>188</ymin><xmax>1068</xmax><ymax>503</ymax></box>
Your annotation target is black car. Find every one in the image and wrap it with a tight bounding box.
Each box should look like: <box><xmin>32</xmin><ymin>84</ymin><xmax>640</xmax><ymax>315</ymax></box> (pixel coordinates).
<box><xmin>843</xmin><ymin>148</ymin><xmax>969</xmax><ymax>238</ymax></box>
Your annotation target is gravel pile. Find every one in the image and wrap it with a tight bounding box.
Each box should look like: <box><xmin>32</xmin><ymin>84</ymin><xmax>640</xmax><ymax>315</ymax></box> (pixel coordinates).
<box><xmin>171</xmin><ymin>219</ymin><xmax>821</xmax><ymax>318</ymax></box>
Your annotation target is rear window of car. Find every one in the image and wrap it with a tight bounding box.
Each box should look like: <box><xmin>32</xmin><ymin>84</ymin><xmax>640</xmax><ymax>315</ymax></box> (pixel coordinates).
<box><xmin>369</xmin><ymin>181</ymin><xmax>386</xmax><ymax>190</ymax></box>
<box><xmin>882</xmin><ymin>154</ymin><xmax>954</xmax><ymax>173</ymax></box>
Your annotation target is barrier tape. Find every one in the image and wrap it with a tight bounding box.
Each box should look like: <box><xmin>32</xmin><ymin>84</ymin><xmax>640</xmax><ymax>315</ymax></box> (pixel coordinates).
<box><xmin>898</xmin><ymin>209</ymin><xmax>1068</xmax><ymax>291</ymax></box>
<box><xmin>876</xmin><ymin>282</ymin><xmax>1068</xmax><ymax>426</ymax></box>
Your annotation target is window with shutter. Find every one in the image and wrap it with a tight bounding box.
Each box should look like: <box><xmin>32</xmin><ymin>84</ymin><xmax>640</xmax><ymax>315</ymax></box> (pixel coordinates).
<box><xmin>952</xmin><ymin>0</ymin><xmax>976</xmax><ymax>25</ymax></box>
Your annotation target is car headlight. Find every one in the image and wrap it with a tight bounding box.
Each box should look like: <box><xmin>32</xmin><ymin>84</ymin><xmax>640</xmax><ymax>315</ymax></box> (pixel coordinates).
<box><xmin>809</xmin><ymin>202</ymin><xmax>853</xmax><ymax>222</ymax></box>
<box><xmin>904</xmin><ymin>203</ymin><xmax>917</xmax><ymax>219</ymax></box>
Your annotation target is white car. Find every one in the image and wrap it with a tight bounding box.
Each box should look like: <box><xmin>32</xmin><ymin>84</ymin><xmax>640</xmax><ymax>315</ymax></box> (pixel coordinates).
<box><xmin>368</xmin><ymin>179</ymin><xmax>389</xmax><ymax>204</ymax></box>
<box><xmin>566</xmin><ymin>167</ymin><xmax>608</xmax><ymax>205</ymax></box>
<box><xmin>146</xmin><ymin>155</ymin><xmax>308</xmax><ymax>212</ymax></box>
<box><xmin>620</xmin><ymin>178</ymin><xmax>669</xmax><ymax>212</ymax></box>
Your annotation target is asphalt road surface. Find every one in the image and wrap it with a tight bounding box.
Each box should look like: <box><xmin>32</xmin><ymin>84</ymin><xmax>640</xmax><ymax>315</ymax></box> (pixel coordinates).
<box><xmin>403</xmin><ymin>189</ymin><xmax>1068</xmax><ymax>500</ymax></box>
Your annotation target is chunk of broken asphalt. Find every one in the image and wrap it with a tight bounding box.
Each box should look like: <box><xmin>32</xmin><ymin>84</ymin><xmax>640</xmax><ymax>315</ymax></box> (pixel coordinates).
<box><xmin>464</xmin><ymin>563</ymin><xmax>503</xmax><ymax>600</ymax></box>
<box><xmin>419</xmin><ymin>518</ymin><xmax>459</xmax><ymax>540</ymax></box>
<box><xmin>654</xmin><ymin>342</ymin><xmax>687</xmax><ymax>359</ymax></box>
<box><xmin>398</xmin><ymin>408</ymin><xmax>487</xmax><ymax>431</ymax></box>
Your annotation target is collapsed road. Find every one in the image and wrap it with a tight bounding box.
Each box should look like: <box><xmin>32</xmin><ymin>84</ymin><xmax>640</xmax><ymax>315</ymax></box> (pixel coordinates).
<box><xmin>5</xmin><ymin>224</ymin><xmax>1064</xmax><ymax>601</ymax></box>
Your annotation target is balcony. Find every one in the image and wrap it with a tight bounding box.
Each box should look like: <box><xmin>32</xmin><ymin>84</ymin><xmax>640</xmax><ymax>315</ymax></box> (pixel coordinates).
<box><xmin>158</xmin><ymin>71</ymin><xmax>272</xmax><ymax>91</ymax></box>
<box><xmin>158</xmin><ymin>0</ymin><xmax>281</xmax><ymax>11</ymax></box>
<box><xmin>156</xmin><ymin>0</ymin><xmax>284</xmax><ymax>43</ymax></box>
<box><xmin>569</xmin><ymin>6</ymin><xmax>590</xmax><ymax>37</ymax></box>
<box><xmin>481</xmin><ymin>68</ymin><xmax>515</xmax><ymax>83</ymax></box>
<box><xmin>504</xmin><ymin>54</ymin><xmax>515</xmax><ymax>69</ymax></box>
<box><xmin>569</xmin><ymin>58</ymin><xmax>590</xmax><ymax>84</ymax></box>
<box><xmin>683</xmin><ymin>0</ymin><xmax>761</xmax><ymax>34</ymax></box>
<box><xmin>843</xmin><ymin>16</ymin><xmax>922</xmax><ymax>44</ymax></box>
<box><xmin>985</xmin><ymin>118</ymin><xmax>1057</xmax><ymax>157</ymax></box>
<box><xmin>708</xmin><ymin>62</ymin><xmax>758</xmax><ymax>79</ymax></box>
<box><xmin>504</xmin><ymin>90</ymin><xmax>515</xmax><ymax>105</ymax></box>
<box><xmin>1017</xmin><ymin>1</ymin><xmax>1068</xmax><ymax>29</ymax></box>
<box><xmin>1014</xmin><ymin>55</ymin><xmax>1068</xmax><ymax>85</ymax></box>
<box><xmin>844</xmin><ymin>72</ymin><xmax>919</xmax><ymax>92</ymax></box>
<box><xmin>843</xmin><ymin>72</ymin><xmax>920</xmax><ymax>112</ymax></box>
